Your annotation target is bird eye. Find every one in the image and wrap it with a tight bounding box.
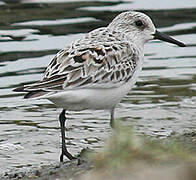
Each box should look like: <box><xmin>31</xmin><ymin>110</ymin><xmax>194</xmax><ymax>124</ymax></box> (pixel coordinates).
<box><xmin>135</xmin><ymin>20</ymin><xmax>144</xmax><ymax>27</ymax></box>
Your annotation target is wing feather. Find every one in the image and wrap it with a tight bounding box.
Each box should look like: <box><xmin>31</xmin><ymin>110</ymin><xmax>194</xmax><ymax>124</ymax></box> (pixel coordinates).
<box><xmin>14</xmin><ymin>28</ymin><xmax>140</xmax><ymax>96</ymax></box>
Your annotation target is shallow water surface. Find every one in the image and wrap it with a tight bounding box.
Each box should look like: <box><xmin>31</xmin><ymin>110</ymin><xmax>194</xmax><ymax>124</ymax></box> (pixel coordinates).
<box><xmin>0</xmin><ymin>0</ymin><xmax>196</xmax><ymax>174</ymax></box>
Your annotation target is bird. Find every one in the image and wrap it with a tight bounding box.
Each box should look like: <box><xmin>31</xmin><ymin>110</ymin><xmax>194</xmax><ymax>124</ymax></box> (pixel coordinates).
<box><xmin>13</xmin><ymin>11</ymin><xmax>186</xmax><ymax>162</ymax></box>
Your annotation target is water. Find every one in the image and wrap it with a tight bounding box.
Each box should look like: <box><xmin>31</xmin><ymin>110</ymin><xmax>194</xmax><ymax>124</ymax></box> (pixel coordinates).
<box><xmin>0</xmin><ymin>0</ymin><xmax>196</xmax><ymax>174</ymax></box>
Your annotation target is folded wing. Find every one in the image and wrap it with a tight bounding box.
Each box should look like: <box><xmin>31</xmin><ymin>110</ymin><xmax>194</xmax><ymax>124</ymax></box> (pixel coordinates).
<box><xmin>14</xmin><ymin>34</ymin><xmax>139</xmax><ymax>99</ymax></box>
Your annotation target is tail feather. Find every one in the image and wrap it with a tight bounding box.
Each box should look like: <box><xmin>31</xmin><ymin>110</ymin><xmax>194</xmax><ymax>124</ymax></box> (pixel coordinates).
<box><xmin>13</xmin><ymin>86</ymin><xmax>49</xmax><ymax>99</ymax></box>
<box><xmin>13</xmin><ymin>86</ymin><xmax>26</xmax><ymax>92</ymax></box>
<box><xmin>24</xmin><ymin>90</ymin><xmax>49</xmax><ymax>99</ymax></box>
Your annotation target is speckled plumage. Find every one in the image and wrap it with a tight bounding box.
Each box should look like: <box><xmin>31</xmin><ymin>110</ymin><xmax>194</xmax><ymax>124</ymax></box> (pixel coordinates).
<box><xmin>20</xmin><ymin>28</ymin><xmax>140</xmax><ymax>92</ymax></box>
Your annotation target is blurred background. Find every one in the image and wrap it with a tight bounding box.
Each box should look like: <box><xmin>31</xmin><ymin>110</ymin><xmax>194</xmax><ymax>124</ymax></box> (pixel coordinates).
<box><xmin>0</xmin><ymin>0</ymin><xmax>195</xmax><ymax>175</ymax></box>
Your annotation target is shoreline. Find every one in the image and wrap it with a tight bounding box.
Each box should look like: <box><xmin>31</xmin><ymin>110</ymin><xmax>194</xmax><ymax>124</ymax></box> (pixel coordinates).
<box><xmin>2</xmin><ymin>131</ymin><xmax>196</xmax><ymax>180</ymax></box>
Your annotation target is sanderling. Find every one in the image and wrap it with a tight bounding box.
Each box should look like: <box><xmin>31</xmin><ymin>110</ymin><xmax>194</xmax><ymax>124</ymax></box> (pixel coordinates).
<box><xmin>13</xmin><ymin>11</ymin><xmax>186</xmax><ymax>162</ymax></box>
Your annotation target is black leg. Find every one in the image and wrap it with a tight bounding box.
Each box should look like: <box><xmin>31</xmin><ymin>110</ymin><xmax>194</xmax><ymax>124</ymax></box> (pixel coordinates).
<box><xmin>110</xmin><ymin>108</ymin><xmax>115</xmax><ymax>129</ymax></box>
<box><xmin>59</xmin><ymin>109</ymin><xmax>75</xmax><ymax>162</ymax></box>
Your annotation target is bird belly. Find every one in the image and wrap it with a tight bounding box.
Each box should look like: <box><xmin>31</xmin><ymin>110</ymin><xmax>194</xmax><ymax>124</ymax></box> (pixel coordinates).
<box><xmin>46</xmin><ymin>64</ymin><xmax>142</xmax><ymax>111</ymax></box>
<box><xmin>47</xmin><ymin>86</ymin><xmax>128</xmax><ymax>111</ymax></box>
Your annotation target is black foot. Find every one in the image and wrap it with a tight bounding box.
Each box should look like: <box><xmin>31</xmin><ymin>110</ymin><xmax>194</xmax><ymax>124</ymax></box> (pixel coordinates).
<box><xmin>60</xmin><ymin>151</ymin><xmax>76</xmax><ymax>162</ymax></box>
<box><xmin>59</xmin><ymin>109</ymin><xmax>76</xmax><ymax>162</ymax></box>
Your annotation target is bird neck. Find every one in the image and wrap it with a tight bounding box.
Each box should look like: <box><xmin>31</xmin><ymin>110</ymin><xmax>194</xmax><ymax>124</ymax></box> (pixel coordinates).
<box><xmin>125</xmin><ymin>32</ymin><xmax>145</xmax><ymax>48</ymax></box>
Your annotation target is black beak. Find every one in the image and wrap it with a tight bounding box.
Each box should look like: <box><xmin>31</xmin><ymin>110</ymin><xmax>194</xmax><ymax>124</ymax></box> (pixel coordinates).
<box><xmin>154</xmin><ymin>30</ymin><xmax>186</xmax><ymax>47</ymax></box>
